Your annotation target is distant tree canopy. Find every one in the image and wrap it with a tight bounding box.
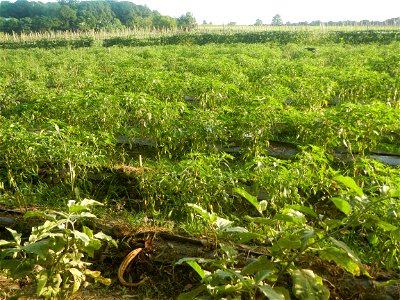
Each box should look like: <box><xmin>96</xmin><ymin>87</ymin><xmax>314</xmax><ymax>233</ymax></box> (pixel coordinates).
<box><xmin>254</xmin><ymin>19</ymin><xmax>263</xmax><ymax>26</ymax></box>
<box><xmin>271</xmin><ymin>14</ymin><xmax>283</xmax><ymax>26</ymax></box>
<box><xmin>0</xmin><ymin>0</ymin><xmax>197</xmax><ymax>33</ymax></box>
<box><xmin>177</xmin><ymin>12</ymin><xmax>196</xmax><ymax>30</ymax></box>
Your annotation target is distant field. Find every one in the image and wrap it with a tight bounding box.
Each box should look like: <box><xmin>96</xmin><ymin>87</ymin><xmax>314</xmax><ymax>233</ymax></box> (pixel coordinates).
<box><xmin>0</xmin><ymin>24</ymin><xmax>400</xmax><ymax>43</ymax></box>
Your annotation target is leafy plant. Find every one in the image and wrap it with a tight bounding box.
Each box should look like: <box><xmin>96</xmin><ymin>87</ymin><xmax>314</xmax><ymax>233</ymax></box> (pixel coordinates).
<box><xmin>0</xmin><ymin>199</ymin><xmax>116</xmax><ymax>299</ymax></box>
<box><xmin>178</xmin><ymin>175</ymin><xmax>400</xmax><ymax>299</ymax></box>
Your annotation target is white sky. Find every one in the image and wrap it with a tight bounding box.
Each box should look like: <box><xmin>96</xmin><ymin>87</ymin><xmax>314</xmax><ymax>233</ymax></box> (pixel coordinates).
<box><xmin>134</xmin><ymin>0</ymin><xmax>400</xmax><ymax>25</ymax></box>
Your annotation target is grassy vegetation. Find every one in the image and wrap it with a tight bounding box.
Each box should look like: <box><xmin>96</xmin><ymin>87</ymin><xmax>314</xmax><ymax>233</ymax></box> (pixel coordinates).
<box><xmin>1</xmin><ymin>35</ymin><xmax>400</xmax><ymax>298</ymax></box>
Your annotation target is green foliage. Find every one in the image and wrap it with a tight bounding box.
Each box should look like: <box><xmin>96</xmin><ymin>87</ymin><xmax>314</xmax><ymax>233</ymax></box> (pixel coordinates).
<box><xmin>102</xmin><ymin>30</ymin><xmax>400</xmax><ymax>47</ymax></box>
<box><xmin>0</xmin><ymin>199</ymin><xmax>115</xmax><ymax>299</ymax></box>
<box><xmin>0</xmin><ymin>0</ymin><xmax>169</xmax><ymax>32</ymax></box>
<box><xmin>1</xmin><ymin>40</ymin><xmax>400</xmax><ymax>298</ymax></box>
<box><xmin>291</xmin><ymin>269</ymin><xmax>329</xmax><ymax>300</ymax></box>
<box><xmin>0</xmin><ymin>37</ymin><xmax>94</xmax><ymax>49</ymax></box>
<box><xmin>178</xmin><ymin>174</ymin><xmax>400</xmax><ymax>298</ymax></box>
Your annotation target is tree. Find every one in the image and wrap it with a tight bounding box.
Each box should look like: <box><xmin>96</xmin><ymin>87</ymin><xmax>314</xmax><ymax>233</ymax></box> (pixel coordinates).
<box><xmin>254</xmin><ymin>19</ymin><xmax>263</xmax><ymax>26</ymax></box>
<box><xmin>176</xmin><ymin>12</ymin><xmax>196</xmax><ymax>30</ymax></box>
<box><xmin>228</xmin><ymin>22</ymin><xmax>236</xmax><ymax>26</ymax></box>
<box><xmin>58</xmin><ymin>5</ymin><xmax>77</xmax><ymax>30</ymax></box>
<box><xmin>271</xmin><ymin>14</ymin><xmax>282</xmax><ymax>26</ymax></box>
<box><xmin>153</xmin><ymin>14</ymin><xmax>176</xmax><ymax>29</ymax></box>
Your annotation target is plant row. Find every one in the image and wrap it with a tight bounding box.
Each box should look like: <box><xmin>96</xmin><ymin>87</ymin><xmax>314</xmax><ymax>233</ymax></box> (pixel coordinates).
<box><xmin>1</xmin><ymin>30</ymin><xmax>400</xmax><ymax>49</ymax></box>
<box><xmin>92</xmin><ymin>30</ymin><xmax>400</xmax><ymax>47</ymax></box>
<box><xmin>0</xmin><ymin>36</ymin><xmax>94</xmax><ymax>49</ymax></box>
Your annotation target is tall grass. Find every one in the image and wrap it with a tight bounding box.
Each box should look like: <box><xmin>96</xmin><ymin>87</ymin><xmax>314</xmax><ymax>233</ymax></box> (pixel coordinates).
<box><xmin>0</xmin><ymin>24</ymin><xmax>399</xmax><ymax>43</ymax></box>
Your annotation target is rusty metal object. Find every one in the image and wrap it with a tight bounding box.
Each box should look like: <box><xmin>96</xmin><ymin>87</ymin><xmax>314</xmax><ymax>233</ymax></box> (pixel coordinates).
<box><xmin>118</xmin><ymin>248</ymin><xmax>147</xmax><ymax>287</ymax></box>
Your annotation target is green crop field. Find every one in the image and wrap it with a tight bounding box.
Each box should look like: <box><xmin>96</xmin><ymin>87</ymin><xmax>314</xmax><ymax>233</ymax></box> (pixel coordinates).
<box><xmin>1</xmin><ymin>32</ymin><xmax>400</xmax><ymax>299</ymax></box>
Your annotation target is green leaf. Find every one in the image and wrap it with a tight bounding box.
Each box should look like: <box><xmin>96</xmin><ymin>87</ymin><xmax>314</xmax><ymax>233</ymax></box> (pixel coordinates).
<box><xmin>244</xmin><ymin>216</ymin><xmax>275</xmax><ymax>225</ymax></box>
<box><xmin>291</xmin><ymin>269</ymin><xmax>329</xmax><ymax>300</ymax></box>
<box><xmin>273</xmin><ymin>287</ymin><xmax>291</xmax><ymax>300</ymax></box>
<box><xmin>0</xmin><ymin>240</ymin><xmax>16</xmax><ymax>247</ymax></box>
<box><xmin>187</xmin><ymin>203</ymin><xmax>213</xmax><ymax>222</ymax></box>
<box><xmin>0</xmin><ymin>259</ymin><xmax>33</xmax><ymax>278</ymax></box>
<box><xmin>82</xmin><ymin>226</ymin><xmax>94</xmax><ymax>239</ymax></box>
<box><xmin>274</xmin><ymin>209</ymin><xmax>306</xmax><ymax>225</ymax></box>
<box><xmin>319</xmin><ymin>247</ymin><xmax>360</xmax><ymax>276</ymax></box>
<box><xmin>72</xmin><ymin>230</ymin><xmax>90</xmax><ymax>245</ymax></box>
<box><xmin>94</xmin><ymin>231</ymin><xmax>118</xmax><ymax>248</ymax></box>
<box><xmin>68</xmin><ymin>205</ymin><xmax>88</xmax><ymax>213</ymax></box>
<box><xmin>224</xmin><ymin>229</ymin><xmax>265</xmax><ymax>243</ymax></box>
<box><xmin>334</xmin><ymin>175</ymin><xmax>363</xmax><ymax>197</ymax></box>
<box><xmin>255</xmin><ymin>270</ymin><xmax>274</xmax><ymax>284</ymax></box>
<box><xmin>273</xmin><ymin>214</ymin><xmax>298</xmax><ymax>225</ymax></box>
<box><xmin>276</xmin><ymin>237</ymin><xmax>301</xmax><ymax>250</ymax></box>
<box><xmin>233</xmin><ymin>187</ymin><xmax>262</xmax><ymax>213</ymax></box>
<box><xmin>215</xmin><ymin>217</ymin><xmax>233</xmax><ymax>231</ymax></box>
<box><xmin>85</xmin><ymin>239</ymin><xmax>102</xmax><ymax>257</ymax></box>
<box><xmin>36</xmin><ymin>271</ymin><xmax>48</xmax><ymax>296</ymax></box>
<box><xmin>241</xmin><ymin>255</ymin><xmax>275</xmax><ymax>276</ymax></box>
<box><xmin>79</xmin><ymin>198</ymin><xmax>103</xmax><ymax>207</ymax></box>
<box><xmin>329</xmin><ymin>237</ymin><xmax>361</xmax><ymax>264</ymax></box>
<box><xmin>23</xmin><ymin>240</ymin><xmax>51</xmax><ymax>257</ymax></box>
<box><xmin>68</xmin><ymin>199</ymin><xmax>103</xmax><ymax>213</ymax></box>
<box><xmin>331</xmin><ymin>197</ymin><xmax>352</xmax><ymax>216</ymax></box>
<box><xmin>288</xmin><ymin>205</ymin><xmax>318</xmax><ymax>218</ymax></box>
<box><xmin>85</xmin><ymin>269</ymin><xmax>112</xmax><ymax>286</ymax></box>
<box><xmin>300</xmin><ymin>230</ymin><xmax>315</xmax><ymax>249</ymax></box>
<box><xmin>5</xmin><ymin>228</ymin><xmax>22</xmax><ymax>245</ymax></box>
<box><xmin>76</xmin><ymin>212</ymin><xmax>97</xmax><ymax>219</ymax></box>
<box><xmin>390</xmin><ymin>189</ymin><xmax>400</xmax><ymax>198</ymax></box>
<box><xmin>377</xmin><ymin>221</ymin><xmax>397</xmax><ymax>231</ymax></box>
<box><xmin>186</xmin><ymin>261</ymin><xmax>206</xmax><ymax>279</ymax></box>
<box><xmin>177</xmin><ymin>285</ymin><xmax>206</xmax><ymax>300</ymax></box>
<box><xmin>258</xmin><ymin>284</ymin><xmax>286</xmax><ymax>300</ymax></box>
<box><xmin>24</xmin><ymin>211</ymin><xmax>56</xmax><ymax>221</ymax></box>
<box><xmin>176</xmin><ymin>258</ymin><xmax>206</xmax><ymax>279</ymax></box>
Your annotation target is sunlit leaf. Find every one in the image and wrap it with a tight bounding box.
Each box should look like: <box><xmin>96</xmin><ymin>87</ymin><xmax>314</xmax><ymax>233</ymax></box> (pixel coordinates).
<box><xmin>331</xmin><ymin>197</ymin><xmax>352</xmax><ymax>216</ymax></box>
<box><xmin>329</xmin><ymin>237</ymin><xmax>361</xmax><ymax>264</ymax></box>
<box><xmin>36</xmin><ymin>271</ymin><xmax>48</xmax><ymax>296</ymax></box>
<box><xmin>5</xmin><ymin>227</ymin><xmax>22</xmax><ymax>245</ymax></box>
<box><xmin>72</xmin><ymin>230</ymin><xmax>90</xmax><ymax>245</ymax></box>
<box><xmin>187</xmin><ymin>203</ymin><xmax>213</xmax><ymax>222</ymax></box>
<box><xmin>334</xmin><ymin>175</ymin><xmax>363</xmax><ymax>197</ymax></box>
<box><xmin>176</xmin><ymin>258</ymin><xmax>206</xmax><ymax>279</ymax></box>
<box><xmin>291</xmin><ymin>269</ymin><xmax>329</xmax><ymax>300</ymax></box>
<box><xmin>375</xmin><ymin>220</ymin><xmax>397</xmax><ymax>231</ymax></box>
<box><xmin>241</xmin><ymin>255</ymin><xmax>275</xmax><ymax>276</ymax></box>
<box><xmin>319</xmin><ymin>247</ymin><xmax>360</xmax><ymax>276</ymax></box>
<box><xmin>215</xmin><ymin>217</ymin><xmax>233</xmax><ymax>231</ymax></box>
<box><xmin>233</xmin><ymin>187</ymin><xmax>262</xmax><ymax>213</ymax></box>
<box><xmin>258</xmin><ymin>284</ymin><xmax>286</xmax><ymax>300</ymax></box>
<box><xmin>288</xmin><ymin>205</ymin><xmax>318</xmax><ymax>218</ymax></box>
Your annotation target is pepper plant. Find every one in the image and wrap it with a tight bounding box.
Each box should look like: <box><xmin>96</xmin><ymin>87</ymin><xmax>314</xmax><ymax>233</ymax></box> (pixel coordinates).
<box><xmin>0</xmin><ymin>199</ymin><xmax>116</xmax><ymax>299</ymax></box>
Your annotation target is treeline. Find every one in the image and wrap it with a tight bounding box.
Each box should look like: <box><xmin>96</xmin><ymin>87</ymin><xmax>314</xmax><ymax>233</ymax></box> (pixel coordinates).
<box><xmin>286</xmin><ymin>18</ymin><xmax>400</xmax><ymax>27</ymax></box>
<box><xmin>0</xmin><ymin>0</ymin><xmax>196</xmax><ymax>33</ymax></box>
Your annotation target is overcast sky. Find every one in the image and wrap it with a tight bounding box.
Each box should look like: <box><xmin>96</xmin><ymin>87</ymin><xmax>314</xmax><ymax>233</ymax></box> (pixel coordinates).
<box><xmin>134</xmin><ymin>0</ymin><xmax>400</xmax><ymax>25</ymax></box>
